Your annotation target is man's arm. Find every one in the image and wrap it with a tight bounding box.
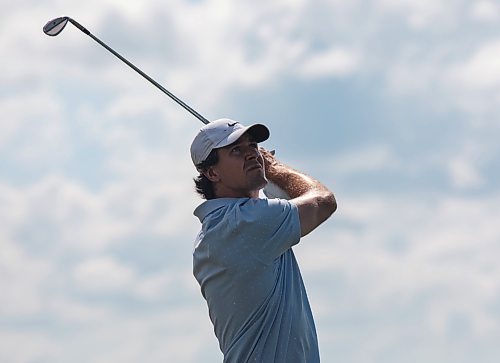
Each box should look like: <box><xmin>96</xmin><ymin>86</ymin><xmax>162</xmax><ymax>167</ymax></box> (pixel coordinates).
<box><xmin>261</xmin><ymin>149</ymin><xmax>337</xmax><ymax>237</ymax></box>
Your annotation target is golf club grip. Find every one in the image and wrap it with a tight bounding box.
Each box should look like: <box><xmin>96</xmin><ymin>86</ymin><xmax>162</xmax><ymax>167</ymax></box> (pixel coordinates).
<box><xmin>263</xmin><ymin>181</ymin><xmax>290</xmax><ymax>200</ymax></box>
<box><xmin>263</xmin><ymin>149</ymin><xmax>291</xmax><ymax>200</ymax></box>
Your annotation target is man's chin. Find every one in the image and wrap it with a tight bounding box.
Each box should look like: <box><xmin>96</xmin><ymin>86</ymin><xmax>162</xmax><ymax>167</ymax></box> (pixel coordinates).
<box><xmin>251</xmin><ymin>175</ymin><xmax>268</xmax><ymax>192</ymax></box>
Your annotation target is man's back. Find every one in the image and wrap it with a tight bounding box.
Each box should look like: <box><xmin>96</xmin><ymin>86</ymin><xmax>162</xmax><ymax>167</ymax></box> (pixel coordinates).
<box><xmin>193</xmin><ymin>198</ymin><xmax>320</xmax><ymax>363</ymax></box>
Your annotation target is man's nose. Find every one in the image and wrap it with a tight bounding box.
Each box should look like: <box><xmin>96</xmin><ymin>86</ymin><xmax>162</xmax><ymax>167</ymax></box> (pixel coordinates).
<box><xmin>244</xmin><ymin>146</ymin><xmax>259</xmax><ymax>160</ymax></box>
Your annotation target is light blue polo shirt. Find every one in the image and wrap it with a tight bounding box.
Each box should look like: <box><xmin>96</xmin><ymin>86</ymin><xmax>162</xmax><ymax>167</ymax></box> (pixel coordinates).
<box><xmin>193</xmin><ymin>197</ymin><xmax>320</xmax><ymax>363</ymax></box>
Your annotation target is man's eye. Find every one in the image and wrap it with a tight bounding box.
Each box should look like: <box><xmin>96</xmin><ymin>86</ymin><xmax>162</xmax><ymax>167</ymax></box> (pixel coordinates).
<box><xmin>231</xmin><ymin>147</ymin><xmax>240</xmax><ymax>153</ymax></box>
<box><xmin>250</xmin><ymin>143</ymin><xmax>258</xmax><ymax>149</ymax></box>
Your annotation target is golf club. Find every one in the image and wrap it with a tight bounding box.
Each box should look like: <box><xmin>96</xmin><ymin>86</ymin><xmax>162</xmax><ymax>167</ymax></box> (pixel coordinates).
<box><xmin>43</xmin><ymin>16</ymin><xmax>289</xmax><ymax>199</ymax></box>
<box><xmin>43</xmin><ymin>16</ymin><xmax>209</xmax><ymax>125</ymax></box>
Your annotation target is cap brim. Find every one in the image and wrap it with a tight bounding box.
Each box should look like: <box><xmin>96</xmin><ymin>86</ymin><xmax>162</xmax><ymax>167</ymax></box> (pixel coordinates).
<box><xmin>214</xmin><ymin>123</ymin><xmax>270</xmax><ymax>149</ymax></box>
<box><xmin>246</xmin><ymin>124</ymin><xmax>270</xmax><ymax>143</ymax></box>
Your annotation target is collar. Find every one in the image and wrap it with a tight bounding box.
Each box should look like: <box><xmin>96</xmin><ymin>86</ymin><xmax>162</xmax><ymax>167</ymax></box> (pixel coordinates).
<box><xmin>194</xmin><ymin>198</ymin><xmax>247</xmax><ymax>222</ymax></box>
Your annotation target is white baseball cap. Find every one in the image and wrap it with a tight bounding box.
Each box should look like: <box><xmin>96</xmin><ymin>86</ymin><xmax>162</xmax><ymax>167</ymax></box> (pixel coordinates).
<box><xmin>190</xmin><ymin>118</ymin><xmax>270</xmax><ymax>168</ymax></box>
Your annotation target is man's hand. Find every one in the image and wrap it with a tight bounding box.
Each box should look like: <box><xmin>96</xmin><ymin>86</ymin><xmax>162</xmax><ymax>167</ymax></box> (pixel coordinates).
<box><xmin>260</xmin><ymin>148</ymin><xmax>281</xmax><ymax>178</ymax></box>
<box><xmin>260</xmin><ymin>148</ymin><xmax>291</xmax><ymax>200</ymax></box>
<box><xmin>259</xmin><ymin>147</ymin><xmax>337</xmax><ymax>237</ymax></box>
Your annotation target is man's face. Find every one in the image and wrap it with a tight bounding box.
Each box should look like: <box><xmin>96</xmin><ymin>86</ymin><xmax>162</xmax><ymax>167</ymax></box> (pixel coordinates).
<box><xmin>206</xmin><ymin>133</ymin><xmax>267</xmax><ymax>198</ymax></box>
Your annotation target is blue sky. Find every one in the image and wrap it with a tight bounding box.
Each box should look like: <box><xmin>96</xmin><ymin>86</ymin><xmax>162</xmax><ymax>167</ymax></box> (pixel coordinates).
<box><xmin>1</xmin><ymin>0</ymin><xmax>500</xmax><ymax>362</ymax></box>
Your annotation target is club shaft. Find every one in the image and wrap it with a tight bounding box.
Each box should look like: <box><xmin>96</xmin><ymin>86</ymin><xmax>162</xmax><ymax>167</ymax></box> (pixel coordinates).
<box><xmin>67</xmin><ymin>18</ymin><xmax>209</xmax><ymax>125</ymax></box>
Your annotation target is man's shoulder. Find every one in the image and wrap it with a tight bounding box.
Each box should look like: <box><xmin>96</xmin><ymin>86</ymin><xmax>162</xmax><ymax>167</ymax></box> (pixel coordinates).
<box><xmin>194</xmin><ymin>197</ymin><xmax>291</xmax><ymax>222</ymax></box>
<box><xmin>193</xmin><ymin>197</ymin><xmax>251</xmax><ymax>222</ymax></box>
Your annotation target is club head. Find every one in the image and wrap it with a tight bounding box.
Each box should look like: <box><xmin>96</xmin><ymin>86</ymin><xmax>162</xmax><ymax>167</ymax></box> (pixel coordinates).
<box><xmin>43</xmin><ymin>17</ymin><xmax>69</xmax><ymax>36</ymax></box>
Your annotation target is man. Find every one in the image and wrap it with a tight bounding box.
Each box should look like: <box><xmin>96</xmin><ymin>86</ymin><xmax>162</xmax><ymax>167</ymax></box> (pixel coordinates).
<box><xmin>190</xmin><ymin>118</ymin><xmax>336</xmax><ymax>362</ymax></box>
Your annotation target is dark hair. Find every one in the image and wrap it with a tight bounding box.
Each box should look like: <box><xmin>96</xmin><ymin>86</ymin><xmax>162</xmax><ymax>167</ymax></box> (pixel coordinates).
<box><xmin>193</xmin><ymin>149</ymin><xmax>219</xmax><ymax>200</ymax></box>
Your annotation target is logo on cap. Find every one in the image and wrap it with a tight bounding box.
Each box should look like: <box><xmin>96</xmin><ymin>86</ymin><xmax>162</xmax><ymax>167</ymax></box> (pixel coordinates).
<box><xmin>227</xmin><ymin>122</ymin><xmax>238</xmax><ymax>127</ymax></box>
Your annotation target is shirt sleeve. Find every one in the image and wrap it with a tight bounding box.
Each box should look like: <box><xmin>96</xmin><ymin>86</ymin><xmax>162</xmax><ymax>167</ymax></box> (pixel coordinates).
<box><xmin>232</xmin><ymin>198</ymin><xmax>301</xmax><ymax>263</ymax></box>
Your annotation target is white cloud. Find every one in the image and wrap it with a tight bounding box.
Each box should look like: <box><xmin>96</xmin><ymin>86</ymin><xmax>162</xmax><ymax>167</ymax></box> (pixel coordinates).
<box><xmin>73</xmin><ymin>256</ymin><xmax>135</xmax><ymax>291</ymax></box>
<box><xmin>21</xmin><ymin>176</ymin><xmax>131</xmax><ymax>252</ymax></box>
<box><xmin>64</xmin><ymin>308</ymin><xmax>220</xmax><ymax>363</ymax></box>
<box><xmin>0</xmin><ymin>168</ymin><xmax>197</xmax><ymax>264</ymax></box>
<box><xmin>325</xmin><ymin>144</ymin><xmax>400</xmax><ymax>175</ymax></box>
<box><xmin>133</xmin><ymin>272</ymin><xmax>174</xmax><ymax>301</ymax></box>
<box><xmin>382</xmin><ymin>38</ymin><xmax>500</xmax><ymax>117</ymax></box>
<box><xmin>0</xmin><ymin>300</ymin><xmax>220</xmax><ymax>363</ymax></box>
<box><xmin>0</xmin><ymin>331</ymin><xmax>59</xmax><ymax>363</ymax></box>
<box><xmin>376</xmin><ymin>0</ymin><xmax>449</xmax><ymax>29</ymax></box>
<box><xmin>0</xmin><ymin>92</ymin><xmax>66</xmax><ymax>161</ymax></box>
<box><xmin>47</xmin><ymin>298</ymin><xmax>113</xmax><ymax>323</ymax></box>
<box><xmin>300</xmin><ymin>193</ymin><xmax>500</xmax><ymax>339</ymax></box>
<box><xmin>299</xmin><ymin>48</ymin><xmax>360</xmax><ymax>79</ymax></box>
<box><xmin>385</xmin><ymin>57</ymin><xmax>440</xmax><ymax>97</ymax></box>
<box><xmin>446</xmin><ymin>40</ymin><xmax>500</xmax><ymax>90</ymax></box>
<box><xmin>448</xmin><ymin>158</ymin><xmax>484</xmax><ymax>189</ymax></box>
<box><xmin>471</xmin><ymin>1</ymin><xmax>499</xmax><ymax>22</ymax></box>
<box><xmin>0</xmin><ymin>240</ymin><xmax>53</xmax><ymax>316</ymax></box>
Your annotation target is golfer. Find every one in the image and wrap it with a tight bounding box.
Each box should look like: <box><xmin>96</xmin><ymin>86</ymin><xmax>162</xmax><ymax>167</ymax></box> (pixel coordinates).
<box><xmin>191</xmin><ymin>118</ymin><xmax>336</xmax><ymax>362</ymax></box>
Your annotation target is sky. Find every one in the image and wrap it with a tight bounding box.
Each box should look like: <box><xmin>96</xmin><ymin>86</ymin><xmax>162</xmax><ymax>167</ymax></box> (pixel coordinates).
<box><xmin>1</xmin><ymin>0</ymin><xmax>500</xmax><ymax>362</ymax></box>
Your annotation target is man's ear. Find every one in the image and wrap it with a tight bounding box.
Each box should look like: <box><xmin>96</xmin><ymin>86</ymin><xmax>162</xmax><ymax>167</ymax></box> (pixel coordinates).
<box><xmin>203</xmin><ymin>166</ymin><xmax>220</xmax><ymax>182</ymax></box>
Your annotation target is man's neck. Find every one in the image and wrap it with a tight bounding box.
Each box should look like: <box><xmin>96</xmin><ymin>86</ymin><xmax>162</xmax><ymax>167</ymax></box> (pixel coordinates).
<box><xmin>214</xmin><ymin>186</ymin><xmax>260</xmax><ymax>199</ymax></box>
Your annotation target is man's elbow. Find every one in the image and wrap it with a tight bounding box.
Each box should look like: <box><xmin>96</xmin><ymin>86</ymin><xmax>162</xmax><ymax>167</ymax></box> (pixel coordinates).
<box><xmin>319</xmin><ymin>191</ymin><xmax>337</xmax><ymax>219</ymax></box>
<box><xmin>325</xmin><ymin>192</ymin><xmax>337</xmax><ymax>216</ymax></box>
<box><xmin>297</xmin><ymin>191</ymin><xmax>337</xmax><ymax>237</ymax></box>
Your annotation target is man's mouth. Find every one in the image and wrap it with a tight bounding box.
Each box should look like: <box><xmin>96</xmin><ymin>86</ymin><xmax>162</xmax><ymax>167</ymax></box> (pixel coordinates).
<box><xmin>245</xmin><ymin>163</ymin><xmax>262</xmax><ymax>172</ymax></box>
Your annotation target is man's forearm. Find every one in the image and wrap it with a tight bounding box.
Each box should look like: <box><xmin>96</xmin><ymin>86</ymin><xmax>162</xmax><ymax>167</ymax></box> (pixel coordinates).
<box><xmin>261</xmin><ymin>147</ymin><xmax>332</xmax><ymax>199</ymax></box>
<box><xmin>261</xmin><ymin>148</ymin><xmax>337</xmax><ymax>235</ymax></box>
<box><xmin>266</xmin><ymin>163</ymin><xmax>330</xmax><ymax>200</ymax></box>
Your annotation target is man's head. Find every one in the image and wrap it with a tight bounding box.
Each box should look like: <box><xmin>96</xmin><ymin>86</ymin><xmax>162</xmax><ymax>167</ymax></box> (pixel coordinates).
<box><xmin>191</xmin><ymin>118</ymin><xmax>270</xmax><ymax>199</ymax></box>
